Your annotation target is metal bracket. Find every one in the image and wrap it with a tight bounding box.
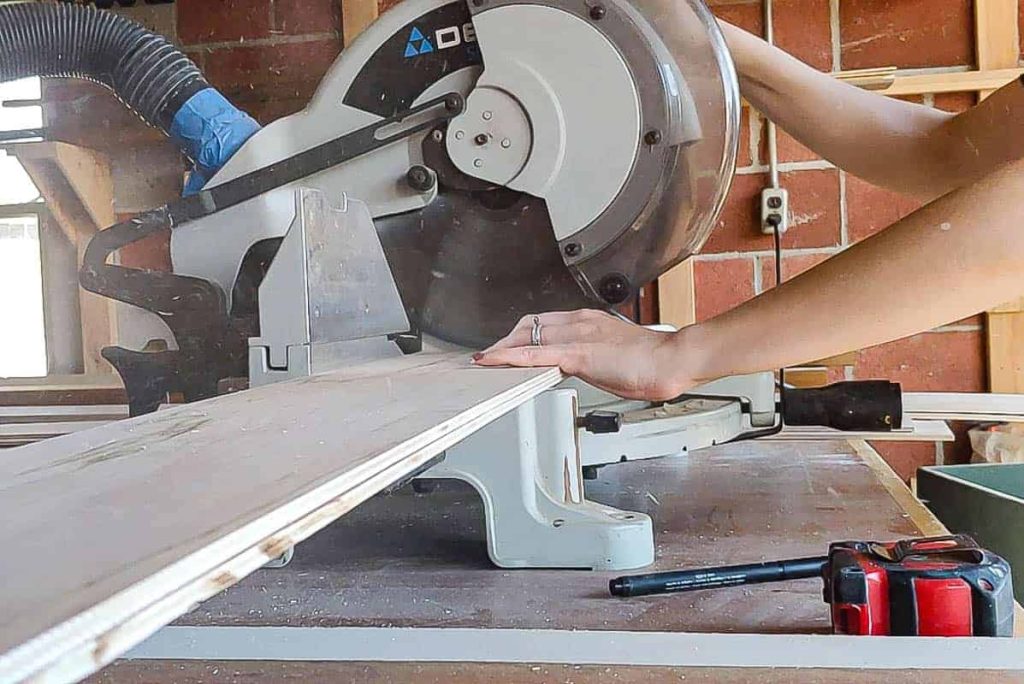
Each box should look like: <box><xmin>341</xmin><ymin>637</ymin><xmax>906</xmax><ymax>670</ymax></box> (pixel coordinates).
<box><xmin>248</xmin><ymin>188</ymin><xmax>412</xmax><ymax>386</ymax></box>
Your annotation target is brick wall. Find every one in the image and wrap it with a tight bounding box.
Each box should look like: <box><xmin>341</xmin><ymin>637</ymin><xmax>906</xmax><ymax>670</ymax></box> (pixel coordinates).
<box><xmin>177</xmin><ymin>0</ymin><xmax>343</xmax><ymax>124</ymax></box>
<box><xmin>705</xmin><ymin>0</ymin><xmax>991</xmax><ymax>479</ymax></box>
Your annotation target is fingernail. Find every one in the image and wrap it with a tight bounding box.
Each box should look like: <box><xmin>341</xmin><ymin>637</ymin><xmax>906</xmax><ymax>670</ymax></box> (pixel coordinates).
<box><xmin>471</xmin><ymin>352</ymin><xmax>483</xmax><ymax>362</ymax></box>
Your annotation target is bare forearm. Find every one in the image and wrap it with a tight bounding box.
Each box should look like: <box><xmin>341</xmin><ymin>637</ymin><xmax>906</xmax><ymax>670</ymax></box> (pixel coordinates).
<box><xmin>678</xmin><ymin>159</ymin><xmax>1024</xmax><ymax>385</ymax></box>
<box><xmin>720</xmin><ymin>21</ymin><xmax>951</xmax><ymax>200</ymax></box>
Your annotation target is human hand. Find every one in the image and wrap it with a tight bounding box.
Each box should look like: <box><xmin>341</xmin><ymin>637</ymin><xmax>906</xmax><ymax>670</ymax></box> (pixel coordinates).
<box><xmin>472</xmin><ymin>309</ymin><xmax>695</xmax><ymax>401</ymax></box>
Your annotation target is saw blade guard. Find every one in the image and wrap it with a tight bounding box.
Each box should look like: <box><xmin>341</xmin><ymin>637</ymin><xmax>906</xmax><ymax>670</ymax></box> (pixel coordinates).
<box><xmin>448</xmin><ymin>0</ymin><xmax>741</xmax><ymax>306</ymax></box>
<box><xmin>575</xmin><ymin>0</ymin><xmax>740</xmax><ymax>303</ymax></box>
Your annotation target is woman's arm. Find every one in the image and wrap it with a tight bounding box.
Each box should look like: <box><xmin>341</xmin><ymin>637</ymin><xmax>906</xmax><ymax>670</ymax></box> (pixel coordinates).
<box><xmin>474</xmin><ymin>155</ymin><xmax>1024</xmax><ymax>399</ymax></box>
<box><xmin>721</xmin><ymin>21</ymin><xmax>1024</xmax><ymax>201</ymax></box>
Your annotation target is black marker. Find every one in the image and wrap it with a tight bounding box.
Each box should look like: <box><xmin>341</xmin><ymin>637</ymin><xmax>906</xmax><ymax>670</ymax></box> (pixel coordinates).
<box><xmin>609</xmin><ymin>557</ymin><xmax>827</xmax><ymax>597</ymax></box>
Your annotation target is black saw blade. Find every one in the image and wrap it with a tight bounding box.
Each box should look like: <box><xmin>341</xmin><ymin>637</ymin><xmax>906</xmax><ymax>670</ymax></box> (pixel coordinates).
<box><xmin>376</xmin><ymin>186</ymin><xmax>594</xmax><ymax>349</ymax></box>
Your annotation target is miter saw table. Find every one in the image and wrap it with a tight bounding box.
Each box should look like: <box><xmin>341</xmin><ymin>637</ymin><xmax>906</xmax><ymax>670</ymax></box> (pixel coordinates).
<box><xmin>2</xmin><ymin>0</ymin><xmax>898</xmax><ymax>575</ymax></box>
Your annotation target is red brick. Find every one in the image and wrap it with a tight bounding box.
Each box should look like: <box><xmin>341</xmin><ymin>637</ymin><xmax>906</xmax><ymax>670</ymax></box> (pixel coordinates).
<box><xmin>232</xmin><ymin>95</ymin><xmax>310</xmax><ymax>125</ymax></box>
<box><xmin>844</xmin><ymin>173</ymin><xmax>922</xmax><ymax>244</ymax></box>
<box><xmin>854</xmin><ymin>331</ymin><xmax>986</xmax><ymax>392</ymax></box>
<box><xmin>703</xmin><ymin>170</ymin><xmax>842</xmax><ymax>253</ymax></box>
<box><xmin>839</xmin><ymin>0</ymin><xmax>973</xmax><ymax>70</ymax></box>
<box><xmin>272</xmin><ymin>0</ymin><xmax>341</xmax><ymax>35</ymax></box>
<box><xmin>874</xmin><ymin>420</ymin><xmax>974</xmax><ymax>482</ymax></box>
<box><xmin>759</xmin><ymin>251</ymin><xmax>832</xmax><ymax>290</ymax></box>
<box><xmin>737</xmin><ymin>107</ymin><xmax>754</xmax><ymax>168</ymax></box>
<box><xmin>200</xmin><ymin>39</ymin><xmax>342</xmax><ymax>102</ymax></box>
<box><xmin>694</xmin><ymin>258</ymin><xmax>756</xmax><ymax>322</ymax></box>
<box><xmin>775</xmin><ymin>0</ymin><xmax>833</xmax><ymax>71</ymax></box>
<box><xmin>710</xmin><ymin>1</ymin><xmax>763</xmax><ymax>36</ymax></box>
<box><xmin>870</xmin><ymin>443</ymin><xmax>938</xmax><ymax>482</ymax></box>
<box><xmin>950</xmin><ymin>315</ymin><xmax>984</xmax><ymax>327</ymax></box>
<box><xmin>177</xmin><ymin>0</ymin><xmax>272</xmax><ymax>46</ymax></box>
<box><xmin>933</xmin><ymin>91</ymin><xmax>976</xmax><ymax>114</ymax></box>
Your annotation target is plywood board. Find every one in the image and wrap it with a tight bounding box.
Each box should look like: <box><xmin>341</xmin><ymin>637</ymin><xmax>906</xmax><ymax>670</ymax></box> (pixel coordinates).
<box><xmin>90</xmin><ymin>660</ymin><xmax>1024</xmax><ymax>684</ymax></box>
<box><xmin>0</xmin><ymin>353</ymin><xmax>561</xmax><ymax>684</ymax></box>
<box><xmin>904</xmin><ymin>392</ymin><xmax>1024</xmax><ymax>421</ymax></box>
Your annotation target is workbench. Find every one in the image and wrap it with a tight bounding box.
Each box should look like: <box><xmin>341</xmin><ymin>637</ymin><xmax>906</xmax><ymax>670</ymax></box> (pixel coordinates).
<box><xmin>87</xmin><ymin>439</ymin><xmax>1024</xmax><ymax>683</ymax></box>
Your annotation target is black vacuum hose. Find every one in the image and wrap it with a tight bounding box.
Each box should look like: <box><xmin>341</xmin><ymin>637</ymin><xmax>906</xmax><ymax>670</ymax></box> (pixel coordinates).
<box><xmin>0</xmin><ymin>1</ymin><xmax>208</xmax><ymax>133</ymax></box>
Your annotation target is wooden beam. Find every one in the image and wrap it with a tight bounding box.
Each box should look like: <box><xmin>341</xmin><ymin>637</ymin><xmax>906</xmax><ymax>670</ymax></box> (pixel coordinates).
<box><xmin>7</xmin><ymin>142</ymin><xmax>118</xmax><ymax>375</ymax></box>
<box><xmin>656</xmin><ymin>259</ymin><xmax>695</xmax><ymax>329</ymax></box>
<box><xmin>903</xmin><ymin>391</ymin><xmax>1024</xmax><ymax>421</ymax></box>
<box><xmin>972</xmin><ymin>0</ymin><xmax>1024</xmax><ymax>391</ymax></box>
<box><xmin>0</xmin><ymin>353</ymin><xmax>560</xmax><ymax>684</ymax></box>
<box><xmin>765</xmin><ymin>419</ymin><xmax>955</xmax><ymax>443</ymax></box>
<box><xmin>7</xmin><ymin>142</ymin><xmax>114</xmax><ymax>233</ymax></box>
<box><xmin>342</xmin><ymin>0</ymin><xmax>379</xmax><ymax>47</ymax></box>
<box><xmin>975</xmin><ymin>0</ymin><xmax>1021</xmax><ymax>99</ymax></box>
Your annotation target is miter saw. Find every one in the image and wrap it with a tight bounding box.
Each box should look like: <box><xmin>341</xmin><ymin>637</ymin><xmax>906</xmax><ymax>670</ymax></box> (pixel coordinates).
<box><xmin>1</xmin><ymin>0</ymin><xmax>899</xmax><ymax>571</ymax></box>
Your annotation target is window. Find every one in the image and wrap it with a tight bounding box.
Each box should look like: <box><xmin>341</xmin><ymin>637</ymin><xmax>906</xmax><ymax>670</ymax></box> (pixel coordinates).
<box><xmin>0</xmin><ymin>77</ymin><xmax>45</xmax><ymax>377</ymax></box>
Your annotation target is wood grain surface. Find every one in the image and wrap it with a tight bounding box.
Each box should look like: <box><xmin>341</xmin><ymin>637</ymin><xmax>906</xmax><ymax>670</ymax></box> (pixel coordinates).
<box><xmin>0</xmin><ymin>353</ymin><xmax>560</xmax><ymax>683</ymax></box>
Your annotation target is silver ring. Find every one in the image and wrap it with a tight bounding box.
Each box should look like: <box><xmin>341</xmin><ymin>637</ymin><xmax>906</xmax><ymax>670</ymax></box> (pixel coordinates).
<box><xmin>530</xmin><ymin>315</ymin><xmax>543</xmax><ymax>346</ymax></box>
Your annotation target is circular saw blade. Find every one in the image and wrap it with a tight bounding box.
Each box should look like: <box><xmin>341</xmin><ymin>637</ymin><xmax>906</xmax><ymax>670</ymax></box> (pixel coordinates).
<box><xmin>376</xmin><ymin>186</ymin><xmax>594</xmax><ymax>349</ymax></box>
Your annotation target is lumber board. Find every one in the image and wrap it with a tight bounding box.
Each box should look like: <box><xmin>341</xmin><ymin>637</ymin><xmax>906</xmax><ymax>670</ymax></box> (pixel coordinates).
<box><xmin>0</xmin><ymin>353</ymin><xmax>561</xmax><ymax>684</ymax></box>
<box><xmin>875</xmin><ymin>68</ymin><xmax>1024</xmax><ymax>97</ymax></box>
<box><xmin>0</xmin><ymin>375</ymin><xmax>125</xmax><ymax>407</ymax></box>
<box><xmin>656</xmin><ymin>258</ymin><xmax>695</xmax><ymax>329</ymax></box>
<box><xmin>123</xmin><ymin>626</ymin><xmax>1024</xmax><ymax>670</ymax></box>
<box><xmin>903</xmin><ymin>392</ymin><xmax>1024</xmax><ymax>422</ymax></box>
<box><xmin>989</xmin><ymin>310</ymin><xmax>1024</xmax><ymax>393</ymax></box>
<box><xmin>90</xmin><ymin>660</ymin><xmax>1024</xmax><ymax>684</ymax></box>
<box><xmin>765</xmin><ymin>419</ymin><xmax>954</xmax><ymax>442</ymax></box>
<box><xmin>341</xmin><ymin>0</ymin><xmax>378</xmax><ymax>46</ymax></box>
<box><xmin>975</xmin><ymin>0</ymin><xmax>1021</xmax><ymax>99</ymax></box>
<box><xmin>0</xmin><ymin>405</ymin><xmax>128</xmax><ymax>424</ymax></box>
<box><xmin>0</xmin><ymin>420</ymin><xmax>114</xmax><ymax>448</ymax></box>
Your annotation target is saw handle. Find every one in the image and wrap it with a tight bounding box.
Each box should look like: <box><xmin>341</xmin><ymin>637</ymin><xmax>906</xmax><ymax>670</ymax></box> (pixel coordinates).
<box><xmin>782</xmin><ymin>381</ymin><xmax>902</xmax><ymax>432</ymax></box>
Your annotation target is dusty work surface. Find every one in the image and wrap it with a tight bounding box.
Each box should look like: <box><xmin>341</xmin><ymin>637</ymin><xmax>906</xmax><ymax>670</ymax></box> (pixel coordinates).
<box><xmin>174</xmin><ymin>440</ymin><xmax>919</xmax><ymax>634</ymax></box>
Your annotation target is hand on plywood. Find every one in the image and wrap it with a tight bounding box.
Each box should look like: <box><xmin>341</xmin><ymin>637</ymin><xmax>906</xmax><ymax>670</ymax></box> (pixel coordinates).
<box><xmin>472</xmin><ymin>310</ymin><xmax>693</xmax><ymax>401</ymax></box>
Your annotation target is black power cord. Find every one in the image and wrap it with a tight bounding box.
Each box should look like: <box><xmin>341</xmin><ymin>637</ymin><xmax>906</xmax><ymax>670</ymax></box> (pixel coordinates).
<box><xmin>698</xmin><ymin>217</ymin><xmax>787</xmax><ymax>444</ymax></box>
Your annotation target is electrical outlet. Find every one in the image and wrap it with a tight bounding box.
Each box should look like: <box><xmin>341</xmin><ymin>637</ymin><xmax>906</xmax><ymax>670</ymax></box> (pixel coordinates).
<box><xmin>760</xmin><ymin>187</ymin><xmax>789</xmax><ymax>235</ymax></box>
